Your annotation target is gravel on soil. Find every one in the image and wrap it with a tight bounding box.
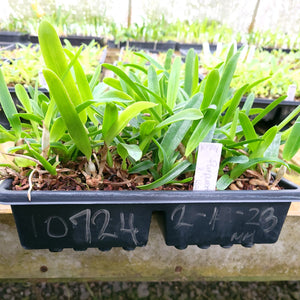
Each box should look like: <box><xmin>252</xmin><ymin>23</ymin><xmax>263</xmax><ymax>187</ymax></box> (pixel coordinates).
<box><xmin>0</xmin><ymin>281</ymin><xmax>300</xmax><ymax>300</ymax></box>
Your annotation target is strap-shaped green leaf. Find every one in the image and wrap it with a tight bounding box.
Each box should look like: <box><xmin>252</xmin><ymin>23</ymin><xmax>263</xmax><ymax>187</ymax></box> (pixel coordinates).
<box><xmin>161</xmin><ymin>92</ymin><xmax>203</xmax><ymax>159</ymax></box>
<box><xmin>43</xmin><ymin>69</ymin><xmax>91</xmax><ymax>159</ymax></box>
<box><xmin>230</xmin><ymin>157</ymin><xmax>289</xmax><ymax>180</ymax></box>
<box><xmin>64</xmin><ymin>49</ymin><xmax>97</xmax><ymax>124</ymax></box>
<box><xmin>138</xmin><ymin>160</ymin><xmax>191</xmax><ymax>190</ymax></box>
<box><xmin>184</xmin><ymin>48</ymin><xmax>195</xmax><ymax>97</ymax></box>
<box><xmin>128</xmin><ymin>160</ymin><xmax>154</xmax><ymax>174</ymax></box>
<box><xmin>117</xmin><ymin>143</ymin><xmax>142</xmax><ymax>161</ymax></box>
<box><xmin>38</xmin><ymin>21</ymin><xmax>83</xmax><ymax>110</ymax></box>
<box><xmin>222</xmin><ymin>84</ymin><xmax>248</xmax><ymax>125</ymax></box>
<box><xmin>50</xmin><ymin>117</ymin><xmax>66</xmax><ymax>143</ymax></box>
<box><xmin>201</xmin><ymin>69</ymin><xmax>219</xmax><ymax>111</ymax></box>
<box><xmin>102</xmin><ymin>63</ymin><xmax>145</xmax><ymax>101</ymax></box>
<box><xmin>283</xmin><ymin>116</ymin><xmax>300</xmax><ymax>161</ymax></box>
<box><xmin>156</xmin><ymin>108</ymin><xmax>203</xmax><ymax>130</ymax></box>
<box><xmin>15</xmin><ymin>84</ymin><xmax>32</xmax><ymax>113</ymax></box>
<box><xmin>251</xmin><ymin>126</ymin><xmax>278</xmax><ymax>158</ymax></box>
<box><xmin>216</xmin><ymin>174</ymin><xmax>234</xmax><ymax>190</ymax></box>
<box><xmin>252</xmin><ymin>95</ymin><xmax>286</xmax><ymax>126</ymax></box>
<box><xmin>239</xmin><ymin>111</ymin><xmax>258</xmax><ymax>153</ymax></box>
<box><xmin>0</xmin><ymin>68</ymin><xmax>21</xmax><ymax>137</ymax></box>
<box><xmin>185</xmin><ymin>50</ymin><xmax>240</xmax><ymax>156</ymax></box>
<box><xmin>104</xmin><ymin>101</ymin><xmax>157</xmax><ymax>146</ymax></box>
<box><xmin>102</xmin><ymin>103</ymin><xmax>118</xmax><ymax>140</ymax></box>
<box><xmin>166</xmin><ymin>56</ymin><xmax>181</xmax><ymax>110</ymax></box>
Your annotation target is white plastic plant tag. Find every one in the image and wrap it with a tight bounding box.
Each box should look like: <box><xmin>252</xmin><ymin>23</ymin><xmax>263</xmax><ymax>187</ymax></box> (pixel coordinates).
<box><xmin>193</xmin><ymin>142</ymin><xmax>222</xmax><ymax>191</ymax></box>
<box><xmin>286</xmin><ymin>84</ymin><xmax>297</xmax><ymax>101</ymax></box>
<box><xmin>203</xmin><ymin>42</ymin><xmax>210</xmax><ymax>56</ymax></box>
<box><xmin>246</xmin><ymin>45</ymin><xmax>256</xmax><ymax>63</ymax></box>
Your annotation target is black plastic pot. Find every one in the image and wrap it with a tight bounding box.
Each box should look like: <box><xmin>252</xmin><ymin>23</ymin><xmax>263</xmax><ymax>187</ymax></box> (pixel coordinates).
<box><xmin>107</xmin><ymin>40</ymin><xmax>127</xmax><ymax>49</ymax></box>
<box><xmin>30</xmin><ymin>35</ymin><xmax>104</xmax><ymax>47</ymax></box>
<box><xmin>177</xmin><ymin>43</ymin><xmax>203</xmax><ymax>52</ymax></box>
<box><xmin>240</xmin><ymin>97</ymin><xmax>300</xmax><ymax>132</ymax></box>
<box><xmin>0</xmin><ymin>87</ymin><xmax>50</xmax><ymax>129</ymax></box>
<box><xmin>0</xmin><ymin>178</ymin><xmax>299</xmax><ymax>251</ymax></box>
<box><xmin>0</xmin><ymin>31</ymin><xmax>29</xmax><ymax>43</ymax></box>
<box><xmin>262</xmin><ymin>47</ymin><xmax>296</xmax><ymax>54</ymax></box>
<box><xmin>128</xmin><ymin>41</ymin><xmax>176</xmax><ymax>52</ymax></box>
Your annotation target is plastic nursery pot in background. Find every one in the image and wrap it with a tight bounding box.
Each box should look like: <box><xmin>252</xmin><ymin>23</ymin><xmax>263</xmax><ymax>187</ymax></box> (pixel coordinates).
<box><xmin>239</xmin><ymin>97</ymin><xmax>300</xmax><ymax>133</ymax></box>
<box><xmin>29</xmin><ymin>35</ymin><xmax>104</xmax><ymax>47</ymax></box>
<box><xmin>0</xmin><ymin>31</ymin><xmax>29</xmax><ymax>44</ymax></box>
<box><xmin>1</xmin><ymin>178</ymin><xmax>300</xmax><ymax>251</ymax></box>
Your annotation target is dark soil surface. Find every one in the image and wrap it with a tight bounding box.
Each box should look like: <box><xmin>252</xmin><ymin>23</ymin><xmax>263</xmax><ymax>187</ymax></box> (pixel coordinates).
<box><xmin>1</xmin><ymin>281</ymin><xmax>300</xmax><ymax>299</ymax></box>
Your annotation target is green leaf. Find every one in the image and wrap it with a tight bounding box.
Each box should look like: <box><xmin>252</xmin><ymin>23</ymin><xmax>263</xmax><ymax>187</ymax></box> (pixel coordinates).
<box><xmin>166</xmin><ymin>56</ymin><xmax>181</xmax><ymax>110</ymax></box>
<box><xmin>239</xmin><ymin>111</ymin><xmax>258</xmax><ymax>152</ymax></box>
<box><xmin>140</xmin><ymin>120</ymin><xmax>157</xmax><ymax>139</ymax></box>
<box><xmin>282</xmin><ymin>115</ymin><xmax>300</xmax><ymax>161</ymax></box>
<box><xmin>43</xmin><ymin>69</ymin><xmax>91</xmax><ymax>159</ymax></box>
<box><xmin>102</xmin><ymin>63</ymin><xmax>145</xmax><ymax>100</ymax></box>
<box><xmin>161</xmin><ymin>92</ymin><xmax>203</xmax><ymax>159</ymax></box>
<box><xmin>185</xmin><ymin>50</ymin><xmax>240</xmax><ymax>156</ymax></box>
<box><xmin>128</xmin><ymin>160</ymin><xmax>154</xmax><ymax>174</ymax></box>
<box><xmin>50</xmin><ymin>117</ymin><xmax>66</xmax><ymax>143</ymax></box>
<box><xmin>222</xmin><ymin>84</ymin><xmax>248</xmax><ymax>125</ymax></box>
<box><xmin>38</xmin><ymin>21</ymin><xmax>83</xmax><ymax>109</ymax></box>
<box><xmin>164</xmin><ymin>49</ymin><xmax>173</xmax><ymax>70</ymax></box>
<box><xmin>229</xmin><ymin>108</ymin><xmax>239</xmax><ymax>140</ymax></box>
<box><xmin>241</xmin><ymin>92</ymin><xmax>255</xmax><ymax>115</ymax></box>
<box><xmin>148</xmin><ymin>65</ymin><xmax>162</xmax><ymax>118</ymax></box>
<box><xmin>156</xmin><ymin>108</ymin><xmax>203</xmax><ymax>130</ymax></box>
<box><xmin>251</xmin><ymin>126</ymin><xmax>278</xmax><ymax>158</ymax></box>
<box><xmin>220</xmin><ymin>155</ymin><xmax>249</xmax><ymax>168</ymax></box>
<box><xmin>64</xmin><ymin>48</ymin><xmax>96</xmax><ymax>124</ymax></box>
<box><xmin>152</xmin><ymin>138</ymin><xmax>172</xmax><ymax>175</ymax></box>
<box><xmin>192</xmin><ymin>53</ymin><xmax>199</xmax><ymax>95</ymax></box>
<box><xmin>289</xmin><ymin>163</ymin><xmax>300</xmax><ymax>173</ymax></box>
<box><xmin>133</xmin><ymin>52</ymin><xmax>164</xmax><ymax>70</ymax></box>
<box><xmin>15</xmin><ymin>84</ymin><xmax>32</xmax><ymax>113</ymax></box>
<box><xmin>123</xmin><ymin>63</ymin><xmax>148</xmax><ymax>74</ymax></box>
<box><xmin>27</xmin><ymin>147</ymin><xmax>57</xmax><ymax>175</ymax></box>
<box><xmin>230</xmin><ymin>157</ymin><xmax>289</xmax><ymax>180</ymax></box>
<box><xmin>0</xmin><ymin>68</ymin><xmax>21</xmax><ymax>137</ymax></box>
<box><xmin>201</xmin><ymin>69</ymin><xmax>219</xmax><ymax>111</ymax></box>
<box><xmin>251</xmin><ymin>95</ymin><xmax>286</xmax><ymax>126</ymax></box>
<box><xmin>104</xmin><ymin>101</ymin><xmax>157</xmax><ymax>145</ymax></box>
<box><xmin>14</xmin><ymin>113</ymin><xmax>43</xmax><ymax>124</ymax></box>
<box><xmin>135</xmin><ymin>82</ymin><xmax>173</xmax><ymax>115</ymax></box>
<box><xmin>89</xmin><ymin>65</ymin><xmax>102</xmax><ymax>92</ymax></box>
<box><xmin>216</xmin><ymin>174</ymin><xmax>234</xmax><ymax>190</ymax></box>
<box><xmin>264</xmin><ymin>133</ymin><xmax>281</xmax><ymax>159</ymax></box>
<box><xmin>138</xmin><ymin>160</ymin><xmax>191</xmax><ymax>189</ymax></box>
<box><xmin>245</xmin><ymin>76</ymin><xmax>271</xmax><ymax>93</ymax></box>
<box><xmin>102</xmin><ymin>103</ymin><xmax>118</xmax><ymax>140</ymax></box>
<box><xmin>117</xmin><ymin>143</ymin><xmax>142</xmax><ymax>161</ymax></box>
<box><xmin>184</xmin><ymin>48</ymin><xmax>195</xmax><ymax>97</ymax></box>
<box><xmin>103</xmin><ymin>78</ymin><xmax>123</xmax><ymax>91</ymax></box>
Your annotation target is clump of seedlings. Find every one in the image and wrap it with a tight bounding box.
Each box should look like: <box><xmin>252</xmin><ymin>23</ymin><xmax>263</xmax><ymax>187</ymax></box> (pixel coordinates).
<box><xmin>0</xmin><ymin>21</ymin><xmax>299</xmax><ymax>193</ymax></box>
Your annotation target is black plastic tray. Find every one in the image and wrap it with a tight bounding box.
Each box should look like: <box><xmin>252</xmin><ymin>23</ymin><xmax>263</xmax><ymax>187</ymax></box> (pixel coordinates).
<box><xmin>30</xmin><ymin>35</ymin><xmax>104</xmax><ymax>47</ymax></box>
<box><xmin>0</xmin><ymin>31</ymin><xmax>29</xmax><ymax>43</ymax></box>
<box><xmin>0</xmin><ymin>178</ymin><xmax>299</xmax><ymax>251</ymax></box>
<box><xmin>240</xmin><ymin>97</ymin><xmax>299</xmax><ymax>132</ymax></box>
